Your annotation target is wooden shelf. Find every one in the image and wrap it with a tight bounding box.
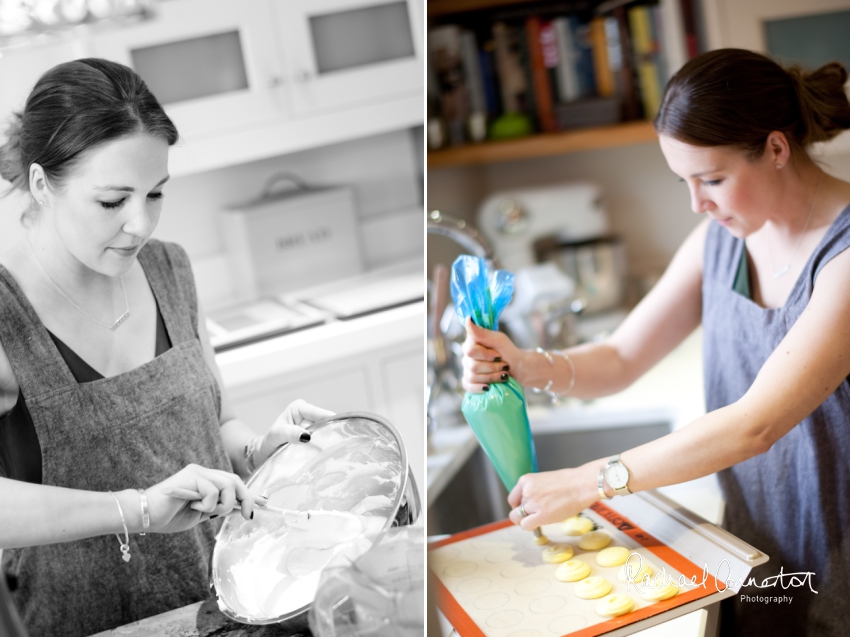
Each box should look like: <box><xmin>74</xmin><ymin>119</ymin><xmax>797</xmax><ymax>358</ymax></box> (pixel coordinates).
<box><xmin>427</xmin><ymin>120</ymin><xmax>658</xmax><ymax>169</ymax></box>
<box><xmin>428</xmin><ymin>0</ymin><xmax>543</xmax><ymax>18</ymax></box>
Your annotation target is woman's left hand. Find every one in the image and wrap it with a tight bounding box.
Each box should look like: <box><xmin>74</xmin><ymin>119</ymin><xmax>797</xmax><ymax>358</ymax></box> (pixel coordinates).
<box><xmin>254</xmin><ymin>399</ymin><xmax>335</xmax><ymax>467</ymax></box>
<box><xmin>507</xmin><ymin>464</ymin><xmax>598</xmax><ymax>530</ymax></box>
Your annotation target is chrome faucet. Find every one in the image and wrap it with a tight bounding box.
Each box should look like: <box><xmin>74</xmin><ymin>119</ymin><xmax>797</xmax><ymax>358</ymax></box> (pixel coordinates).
<box><xmin>427</xmin><ymin>210</ymin><xmax>498</xmax><ymax>265</ymax></box>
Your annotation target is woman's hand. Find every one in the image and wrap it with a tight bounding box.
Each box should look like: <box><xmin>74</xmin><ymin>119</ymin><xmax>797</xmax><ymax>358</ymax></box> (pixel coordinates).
<box><xmin>254</xmin><ymin>399</ymin><xmax>335</xmax><ymax>467</ymax></box>
<box><xmin>144</xmin><ymin>464</ymin><xmax>258</xmax><ymax>533</ymax></box>
<box><xmin>462</xmin><ymin>317</ymin><xmax>528</xmax><ymax>392</ymax></box>
<box><xmin>506</xmin><ymin>464</ymin><xmax>599</xmax><ymax>530</ymax></box>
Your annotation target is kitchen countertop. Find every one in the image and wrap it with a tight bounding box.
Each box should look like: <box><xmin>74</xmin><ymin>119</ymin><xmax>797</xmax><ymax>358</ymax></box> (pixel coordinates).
<box><xmin>428</xmin><ymin>327</ymin><xmax>727</xmax><ymax>637</ymax></box>
<box><xmin>215</xmin><ymin>300</ymin><xmax>424</xmax><ymax>391</ymax></box>
<box><xmin>89</xmin><ymin>602</ymin><xmax>203</xmax><ymax>637</ymax></box>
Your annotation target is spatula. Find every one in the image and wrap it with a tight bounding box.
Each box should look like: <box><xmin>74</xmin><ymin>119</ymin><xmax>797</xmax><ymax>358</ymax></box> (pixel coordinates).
<box><xmin>160</xmin><ymin>486</ymin><xmax>361</xmax><ymax>533</ymax></box>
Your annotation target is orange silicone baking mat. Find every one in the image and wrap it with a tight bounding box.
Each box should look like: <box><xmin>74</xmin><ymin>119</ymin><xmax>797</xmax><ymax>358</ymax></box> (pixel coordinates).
<box><xmin>429</xmin><ymin>501</ymin><xmax>725</xmax><ymax>637</ymax></box>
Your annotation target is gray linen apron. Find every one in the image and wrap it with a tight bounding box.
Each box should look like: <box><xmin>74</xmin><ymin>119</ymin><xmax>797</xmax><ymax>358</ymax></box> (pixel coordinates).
<box><xmin>0</xmin><ymin>239</ymin><xmax>232</xmax><ymax>637</ymax></box>
<box><xmin>703</xmin><ymin>206</ymin><xmax>850</xmax><ymax>636</ymax></box>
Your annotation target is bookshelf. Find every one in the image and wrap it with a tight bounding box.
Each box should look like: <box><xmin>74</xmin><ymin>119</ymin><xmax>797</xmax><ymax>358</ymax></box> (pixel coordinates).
<box><xmin>428</xmin><ymin>120</ymin><xmax>658</xmax><ymax>169</ymax></box>
<box><xmin>428</xmin><ymin>0</ymin><xmax>541</xmax><ymax>18</ymax></box>
<box><xmin>427</xmin><ymin>0</ymin><xmax>681</xmax><ymax>169</ymax></box>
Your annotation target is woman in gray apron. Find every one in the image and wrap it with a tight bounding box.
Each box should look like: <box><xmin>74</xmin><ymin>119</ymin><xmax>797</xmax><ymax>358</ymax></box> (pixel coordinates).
<box><xmin>0</xmin><ymin>59</ymin><xmax>332</xmax><ymax>637</ymax></box>
<box><xmin>462</xmin><ymin>49</ymin><xmax>850</xmax><ymax>636</ymax></box>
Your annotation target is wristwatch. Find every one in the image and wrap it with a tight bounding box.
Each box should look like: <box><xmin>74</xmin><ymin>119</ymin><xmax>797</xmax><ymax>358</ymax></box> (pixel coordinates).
<box><xmin>602</xmin><ymin>454</ymin><xmax>632</xmax><ymax>497</ymax></box>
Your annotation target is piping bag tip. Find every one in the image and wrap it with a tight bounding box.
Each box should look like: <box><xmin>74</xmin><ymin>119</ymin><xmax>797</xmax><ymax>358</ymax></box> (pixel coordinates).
<box><xmin>532</xmin><ymin>527</ymin><xmax>550</xmax><ymax>545</ymax></box>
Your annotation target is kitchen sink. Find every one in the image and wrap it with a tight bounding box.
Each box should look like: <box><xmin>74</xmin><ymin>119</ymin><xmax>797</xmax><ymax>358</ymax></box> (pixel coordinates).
<box><xmin>428</xmin><ymin>417</ymin><xmax>673</xmax><ymax>537</ymax></box>
<box><xmin>533</xmin><ymin>421</ymin><xmax>671</xmax><ymax>471</ymax></box>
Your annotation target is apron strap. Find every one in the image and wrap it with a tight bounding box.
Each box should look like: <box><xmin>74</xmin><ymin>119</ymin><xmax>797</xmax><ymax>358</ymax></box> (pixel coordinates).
<box><xmin>0</xmin><ymin>264</ymin><xmax>77</xmax><ymax>399</ymax></box>
<box><xmin>137</xmin><ymin>241</ymin><xmax>200</xmax><ymax>346</ymax></box>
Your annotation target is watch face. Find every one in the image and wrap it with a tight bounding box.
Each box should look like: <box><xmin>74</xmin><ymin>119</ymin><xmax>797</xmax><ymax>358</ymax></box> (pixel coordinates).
<box><xmin>605</xmin><ymin>464</ymin><xmax>629</xmax><ymax>489</ymax></box>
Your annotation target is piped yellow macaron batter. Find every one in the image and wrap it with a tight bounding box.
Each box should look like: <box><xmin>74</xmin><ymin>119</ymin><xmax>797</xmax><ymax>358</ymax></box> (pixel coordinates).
<box><xmin>542</xmin><ymin>543</ymin><xmax>575</xmax><ymax>563</ymax></box>
<box><xmin>596</xmin><ymin>593</ymin><xmax>636</xmax><ymax>617</ymax></box>
<box><xmin>578</xmin><ymin>530</ymin><xmax>612</xmax><ymax>551</ymax></box>
<box><xmin>574</xmin><ymin>576</ymin><xmax>613</xmax><ymax>599</ymax></box>
<box><xmin>562</xmin><ymin>515</ymin><xmax>595</xmax><ymax>536</ymax></box>
<box><xmin>554</xmin><ymin>559</ymin><xmax>591</xmax><ymax>582</ymax></box>
<box><xmin>596</xmin><ymin>546</ymin><xmax>631</xmax><ymax>567</ymax></box>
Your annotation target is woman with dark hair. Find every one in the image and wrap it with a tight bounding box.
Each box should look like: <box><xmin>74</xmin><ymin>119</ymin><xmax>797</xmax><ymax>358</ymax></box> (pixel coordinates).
<box><xmin>0</xmin><ymin>58</ymin><xmax>333</xmax><ymax>637</ymax></box>
<box><xmin>462</xmin><ymin>48</ymin><xmax>850</xmax><ymax>635</ymax></box>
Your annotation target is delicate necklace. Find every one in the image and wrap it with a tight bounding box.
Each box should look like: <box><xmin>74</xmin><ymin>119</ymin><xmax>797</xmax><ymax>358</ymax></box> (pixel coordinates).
<box><xmin>767</xmin><ymin>172</ymin><xmax>822</xmax><ymax>280</ymax></box>
<box><xmin>26</xmin><ymin>238</ymin><xmax>130</xmax><ymax>331</ymax></box>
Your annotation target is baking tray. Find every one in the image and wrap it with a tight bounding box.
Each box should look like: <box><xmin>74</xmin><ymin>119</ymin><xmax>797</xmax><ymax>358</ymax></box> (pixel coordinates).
<box><xmin>429</xmin><ymin>490</ymin><xmax>768</xmax><ymax>637</ymax></box>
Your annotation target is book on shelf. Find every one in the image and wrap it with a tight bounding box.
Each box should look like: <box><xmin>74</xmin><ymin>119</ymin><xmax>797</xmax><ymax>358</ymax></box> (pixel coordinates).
<box><xmin>460</xmin><ymin>30</ymin><xmax>487</xmax><ymax>118</ymax></box>
<box><xmin>552</xmin><ymin>16</ymin><xmax>580</xmax><ymax>102</ymax></box>
<box><xmin>589</xmin><ymin>16</ymin><xmax>615</xmax><ymax>98</ymax></box>
<box><xmin>492</xmin><ymin>21</ymin><xmax>530</xmax><ymax>115</ymax></box>
<box><xmin>657</xmin><ymin>0</ymin><xmax>688</xmax><ymax>80</ymax></box>
<box><xmin>460</xmin><ymin>30</ymin><xmax>488</xmax><ymax>140</ymax></box>
<box><xmin>572</xmin><ymin>18</ymin><xmax>597</xmax><ymax>100</ymax></box>
<box><xmin>629</xmin><ymin>4</ymin><xmax>663</xmax><ymax>120</ymax></box>
<box><xmin>429</xmin><ymin>25</ymin><xmax>469</xmax><ymax>145</ymax></box>
<box><xmin>515</xmin><ymin>19</ymin><xmax>539</xmax><ymax>128</ymax></box>
<box><xmin>425</xmin><ymin>0</ymin><xmax>695</xmax><ymax>149</ymax></box>
<box><xmin>679</xmin><ymin>0</ymin><xmax>702</xmax><ymax>59</ymax></box>
<box><xmin>525</xmin><ymin>16</ymin><xmax>557</xmax><ymax>132</ymax></box>
<box><xmin>479</xmin><ymin>40</ymin><xmax>501</xmax><ymax>116</ymax></box>
<box><xmin>612</xmin><ymin>5</ymin><xmax>642</xmax><ymax>121</ymax></box>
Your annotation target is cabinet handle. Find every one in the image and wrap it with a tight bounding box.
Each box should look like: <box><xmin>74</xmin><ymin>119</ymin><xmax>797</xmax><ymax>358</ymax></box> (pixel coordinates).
<box><xmin>266</xmin><ymin>76</ymin><xmax>284</xmax><ymax>88</ymax></box>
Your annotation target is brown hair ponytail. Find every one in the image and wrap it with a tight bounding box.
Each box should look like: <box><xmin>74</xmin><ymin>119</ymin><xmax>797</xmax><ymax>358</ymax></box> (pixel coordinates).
<box><xmin>787</xmin><ymin>62</ymin><xmax>850</xmax><ymax>146</ymax></box>
<box><xmin>0</xmin><ymin>58</ymin><xmax>178</xmax><ymax>204</ymax></box>
<box><xmin>655</xmin><ymin>48</ymin><xmax>850</xmax><ymax>159</ymax></box>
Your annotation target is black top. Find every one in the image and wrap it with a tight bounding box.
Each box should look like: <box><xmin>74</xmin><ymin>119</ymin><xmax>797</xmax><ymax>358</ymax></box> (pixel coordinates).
<box><xmin>0</xmin><ymin>302</ymin><xmax>172</xmax><ymax>483</ymax></box>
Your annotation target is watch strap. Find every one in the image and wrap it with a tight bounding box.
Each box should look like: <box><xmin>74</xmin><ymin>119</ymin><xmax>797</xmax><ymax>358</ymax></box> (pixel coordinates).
<box><xmin>597</xmin><ymin>468</ymin><xmax>610</xmax><ymax>500</ymax></box>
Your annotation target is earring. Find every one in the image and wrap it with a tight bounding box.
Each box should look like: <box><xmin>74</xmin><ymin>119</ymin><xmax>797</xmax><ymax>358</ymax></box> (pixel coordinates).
<box><xmin>776</xmin><ymin>164</ymin><xmax>782</xmax><ymax>169</ymax></box>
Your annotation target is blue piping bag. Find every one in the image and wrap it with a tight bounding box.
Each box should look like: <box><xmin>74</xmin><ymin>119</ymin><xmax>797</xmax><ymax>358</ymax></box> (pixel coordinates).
<box><xmin>450</xmin><ymin>255</ymin><xmax>538</xmax><ymax>494</ymax></box>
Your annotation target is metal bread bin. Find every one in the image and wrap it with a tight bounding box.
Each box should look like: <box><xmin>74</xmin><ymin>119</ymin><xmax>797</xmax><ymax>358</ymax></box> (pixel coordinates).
<box><xmin>211</xmin><ymin>412</ymin><xmax>421</xmax><ymax>627</ymax></box>
<box><xmin>219</xmin><ymin>172</ymin><xmax>364</xmax><ymax>301</ymax></box>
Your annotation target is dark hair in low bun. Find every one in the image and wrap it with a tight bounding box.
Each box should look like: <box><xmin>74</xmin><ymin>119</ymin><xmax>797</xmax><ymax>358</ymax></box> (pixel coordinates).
<box><xmin>655</xmin><ymin>48</ymin><xmax>850</xmax><ymax>159</ymax></box>
<box><xmin>787</xmin><ymin>62</ymin><xmax>850</xmax><ymax>145</ymax></box>
<box><xmin>0</xmin><ymin>112</ymin><xmax>26</xmax><ymax>190</ymax></box>
<box><xmin>0</xmin><ymin>58</ymin><xmax>178</xmax><ymax>199</ymax></box>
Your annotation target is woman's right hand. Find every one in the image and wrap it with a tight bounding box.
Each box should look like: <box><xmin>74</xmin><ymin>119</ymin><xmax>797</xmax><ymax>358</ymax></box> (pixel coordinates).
<box><xmin>143</xmin><ymin>464</ymin><xmax>257</xmax><ymax>534</ymax></box>
<box><xmin>462</xmin><ymin>317</ymin><xmax>528</xmax><ymax>393</ymax></box>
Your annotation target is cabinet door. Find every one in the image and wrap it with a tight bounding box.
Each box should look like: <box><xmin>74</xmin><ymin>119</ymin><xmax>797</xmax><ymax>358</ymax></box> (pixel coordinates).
<box><xmin>271</xmin><ymin>0</ymin><xmax>423</xmax><ymax>117</ymax></box>
<box><xmin>92</xmin><ymin>0</ymin><xmax>287</xmax><ymax>142</ymax></box>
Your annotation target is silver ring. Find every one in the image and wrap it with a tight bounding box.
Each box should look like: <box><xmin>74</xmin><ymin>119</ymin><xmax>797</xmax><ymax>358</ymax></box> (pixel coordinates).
<box><xmin>519</xmin><ymin>503</ymin><xmax>528</xmax><ymax>518</ymax></box>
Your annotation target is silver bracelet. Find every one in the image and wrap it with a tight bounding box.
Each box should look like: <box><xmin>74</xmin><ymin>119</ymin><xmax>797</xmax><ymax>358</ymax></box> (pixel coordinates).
<box><xmin>108</xmin><ymin>491</ymin><xmax>132</xmax><ymax>562</ymax></box>
<box><xmin>552</xmin><ymin>349</ymin><xmax>577</xmax><ymax>395</ymax></box>
<box><xmin>532</xmin><ymin>347</ymin><xmax>576</xmax><ymax>405</ymax></box>
<box><xmin>137</xmin><ymin>489</ymin><xmax>149</xmax><ymax>536</ymax></box>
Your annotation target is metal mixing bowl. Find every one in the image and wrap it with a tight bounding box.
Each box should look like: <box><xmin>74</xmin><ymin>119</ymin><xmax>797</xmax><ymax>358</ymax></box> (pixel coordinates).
<box><xmin>210</xmin><ymin>412</ymin><xmax>421</xmax><ymax>626</ymax></box>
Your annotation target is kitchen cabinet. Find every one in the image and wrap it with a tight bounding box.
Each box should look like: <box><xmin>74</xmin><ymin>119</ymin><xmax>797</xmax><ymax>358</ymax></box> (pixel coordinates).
<box><xmin>92</xmin><ymin>0</ymin><xmax>287</xmax><ymax>142</ymax></box>
<box><xmin>85</xmin><ymin>0</ymin><xmax>424</xmax><ymax>176</ymax></box>
<box><xmin>271</xmin><ymin>0</ymin><xmax>424</xmax><ymax>117</ymax></box>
